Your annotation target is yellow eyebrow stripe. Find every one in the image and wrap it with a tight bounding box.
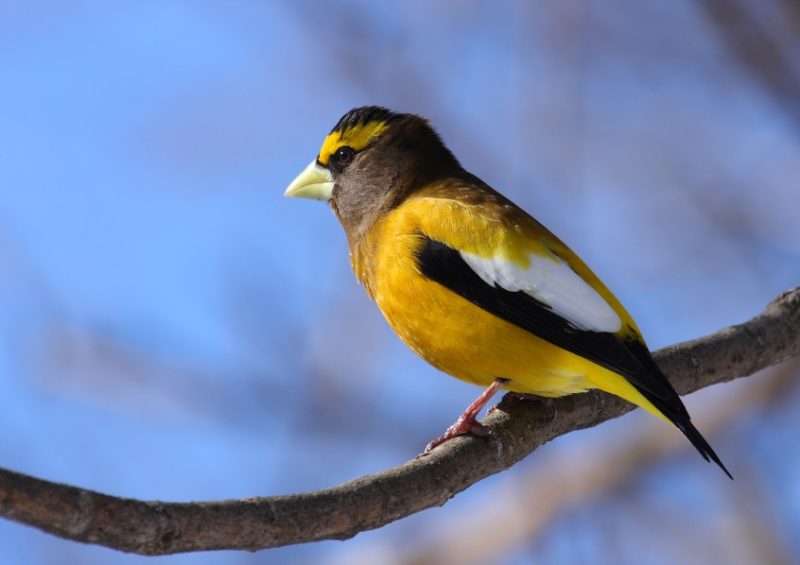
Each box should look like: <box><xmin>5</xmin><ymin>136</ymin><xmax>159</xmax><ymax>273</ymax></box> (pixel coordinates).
<box><xmin>317</xmin><ymin>120</ymin><xmax>388</xmax><ymax>166</ymax></box>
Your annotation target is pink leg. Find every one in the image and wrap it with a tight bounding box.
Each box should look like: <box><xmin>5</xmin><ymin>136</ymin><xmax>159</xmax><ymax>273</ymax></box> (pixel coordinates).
<box><xmin>424</xmin><ymin>379</ymin><xmax>505</xmax><ymax>453</ymax></box>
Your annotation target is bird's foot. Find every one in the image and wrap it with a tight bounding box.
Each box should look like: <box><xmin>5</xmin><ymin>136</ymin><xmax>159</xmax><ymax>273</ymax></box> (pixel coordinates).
<box><xmin>423</xmin><ymin>415</ymin><xmax>494</xmax><ymax>454</ymax></box>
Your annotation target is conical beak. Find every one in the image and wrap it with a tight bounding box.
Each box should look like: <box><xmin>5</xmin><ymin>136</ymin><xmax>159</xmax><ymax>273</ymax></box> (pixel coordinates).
<box><xmin>284</xmin><ymin>160</ymin><xmax>334</xmax><ymax>202</ymax></box>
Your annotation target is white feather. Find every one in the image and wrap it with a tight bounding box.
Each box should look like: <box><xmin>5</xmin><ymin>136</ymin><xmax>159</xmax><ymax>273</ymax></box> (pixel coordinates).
<box><xmin>460</xmin><ymin>251</ymin><xmax>622</xmax><ymax>333</ymax></box>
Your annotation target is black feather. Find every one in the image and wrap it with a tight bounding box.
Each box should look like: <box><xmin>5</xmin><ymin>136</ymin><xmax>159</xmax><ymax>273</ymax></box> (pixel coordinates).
<box><xmin>331</xmin><ymin>106</ymin><xmax>400</xmax><ymax>134</ymax></box>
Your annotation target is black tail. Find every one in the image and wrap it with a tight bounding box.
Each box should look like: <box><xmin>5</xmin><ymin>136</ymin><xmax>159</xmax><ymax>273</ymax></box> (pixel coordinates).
<box><xmin>615</xmin><ymin>338</ymin><xmax>733</xmax><ymax>479</ymax></box>
<box><xmin>673</xmin><ymin>418</ymin><xmax>733</xmax><ymax>480</ymax></box>
<box><xmin>637</xmin><ymin>387</ymin><xmax>733</xmax><ymax>479</ymax></box>
<box><xmin>625</xmin><ymin>343</ymin><xmax>733</xmax><ymax>479</ymax></box>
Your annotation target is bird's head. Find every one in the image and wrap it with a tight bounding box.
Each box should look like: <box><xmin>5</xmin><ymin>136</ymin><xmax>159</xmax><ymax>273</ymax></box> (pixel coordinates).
<box><xmin>285</xmin><ymin>106</ymin><xmax>460</xmax><ymax>240</ymax></box>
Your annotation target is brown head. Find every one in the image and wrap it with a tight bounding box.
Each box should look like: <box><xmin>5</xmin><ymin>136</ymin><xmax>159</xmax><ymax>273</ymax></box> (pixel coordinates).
<box><xmin>285</xmin><ymin>106</ymin><xmax>461</xmax><ymax>245</ymax></box>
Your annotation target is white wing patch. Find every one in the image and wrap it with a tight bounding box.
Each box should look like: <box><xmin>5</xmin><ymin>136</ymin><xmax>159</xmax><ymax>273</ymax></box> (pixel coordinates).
<box><xmin>460</xmin><ymin>251</ymin><xmax>622</xmax><ymax>333</ymax></box>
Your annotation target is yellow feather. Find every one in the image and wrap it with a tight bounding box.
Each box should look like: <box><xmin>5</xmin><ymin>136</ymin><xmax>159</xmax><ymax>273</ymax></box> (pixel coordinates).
<box><xmin>317</xmin><ymin>120</ymin><xmax>388</xmax><ymax>167</ymax></box>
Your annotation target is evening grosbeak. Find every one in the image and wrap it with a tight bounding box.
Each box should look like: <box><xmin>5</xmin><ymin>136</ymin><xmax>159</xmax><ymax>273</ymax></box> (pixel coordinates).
<box><xmin>285</xmin><ymin>106</ymin><xmax>730</xmax><ymax>478</ymax></box>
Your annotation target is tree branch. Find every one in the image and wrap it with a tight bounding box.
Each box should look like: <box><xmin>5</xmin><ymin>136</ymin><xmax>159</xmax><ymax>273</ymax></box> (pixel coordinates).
<box><xmin>1</xmin><ymin>287</ymin><xmax>799</xmax><ymax>555</ymax></box>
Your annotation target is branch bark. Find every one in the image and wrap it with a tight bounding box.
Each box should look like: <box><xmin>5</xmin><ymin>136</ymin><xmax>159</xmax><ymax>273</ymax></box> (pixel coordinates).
<box><xmin>1</xmin><ymin>287</ymin><xmax>799</xmax><ymax>555</ymax></box>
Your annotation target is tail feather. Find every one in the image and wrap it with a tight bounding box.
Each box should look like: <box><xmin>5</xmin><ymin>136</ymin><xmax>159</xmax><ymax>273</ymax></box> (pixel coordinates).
<box><xmin>631</xmin><ymin>379</ymin><xmax>733</xmax><ymax>479</ymax></box>
<box><xmin>675</xmin><ymin>419</ymin><xmax>733</xmax><ymax>480</ymax></box>
<box><xmin>620</xmin><ymin>341</ymin><xmax>733</xmax><ymax>479</ymax></box>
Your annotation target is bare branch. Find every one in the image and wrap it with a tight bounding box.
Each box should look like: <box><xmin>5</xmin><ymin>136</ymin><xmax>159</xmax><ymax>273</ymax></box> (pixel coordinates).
<box><xmin>1</xmin><ymin>287</ymin><xmax>799</xmax><ymax>555</ymax></box>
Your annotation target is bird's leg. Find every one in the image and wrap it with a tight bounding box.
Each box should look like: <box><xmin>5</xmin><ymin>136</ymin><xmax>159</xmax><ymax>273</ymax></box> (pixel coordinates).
<box><xmin>424</xmin><ymin>378</ymin><xmax>505</xmax><ymax>453</ymax></box>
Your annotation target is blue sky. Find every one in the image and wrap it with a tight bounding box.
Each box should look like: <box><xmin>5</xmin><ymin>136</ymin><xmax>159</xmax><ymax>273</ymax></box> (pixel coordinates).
<box><xmin>0</xmin><ymin>2</ymin><xmax>798</xmax><ymax>563</ymax></box>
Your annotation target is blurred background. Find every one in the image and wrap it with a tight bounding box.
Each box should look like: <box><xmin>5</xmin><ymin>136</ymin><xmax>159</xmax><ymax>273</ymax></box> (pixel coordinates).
<box><xmin>1</xmin><ymin>1</ymin><xmax>799</xmax><ymax>563</ymax></box>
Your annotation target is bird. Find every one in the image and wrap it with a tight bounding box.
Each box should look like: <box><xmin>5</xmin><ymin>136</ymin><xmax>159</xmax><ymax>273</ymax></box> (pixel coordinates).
<box><xmin>284</xmin><ymin>106</ymin><xmax>731</xmax><ymax>478</ymax></box>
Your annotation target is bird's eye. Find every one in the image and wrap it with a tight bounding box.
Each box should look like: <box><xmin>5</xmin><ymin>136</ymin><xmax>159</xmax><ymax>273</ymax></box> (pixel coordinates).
<box><xmin>330</xmin><ymin>146</ymin><xmax>355</xmax><ymax>172</ymax></box>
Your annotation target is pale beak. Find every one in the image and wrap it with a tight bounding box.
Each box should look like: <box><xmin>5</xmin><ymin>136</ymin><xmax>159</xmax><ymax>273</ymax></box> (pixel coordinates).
<box><xmin>284</xmin><ymin>160</ymin><xmax>334</xmax><ymax>202</ymax></box>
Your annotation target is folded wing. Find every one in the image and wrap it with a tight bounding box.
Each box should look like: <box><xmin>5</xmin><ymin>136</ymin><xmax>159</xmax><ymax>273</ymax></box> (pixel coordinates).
<box><xmin>415</xmin><ymin>236</ymin><xmax>679</xmax><ymax>406</ymax></box>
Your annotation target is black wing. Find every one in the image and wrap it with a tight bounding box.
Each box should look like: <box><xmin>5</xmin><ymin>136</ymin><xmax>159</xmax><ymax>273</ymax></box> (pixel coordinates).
<box><xmin>416</xmin><ymin>236</ymin><xmax>731</xmax><ymax>478</ymax></box>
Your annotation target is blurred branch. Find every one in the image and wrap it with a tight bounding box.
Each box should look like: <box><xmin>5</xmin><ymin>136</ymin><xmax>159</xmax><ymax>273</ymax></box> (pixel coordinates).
<box><xmin>699</xmin><ymin>0</ymin><xmax>800</xmax><ymax>128</ymax></box>
<box><xmin>0</xmin><ymin>286</ymin><xmax>798</xmax><ymax>555</ymax></box>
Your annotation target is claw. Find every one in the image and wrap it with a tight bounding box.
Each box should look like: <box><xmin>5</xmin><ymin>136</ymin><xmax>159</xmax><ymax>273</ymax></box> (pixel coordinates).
<box><xmin>424</xmin><ymin>418</ymin><xmax>490</xmax><ymax>453</ymax></box>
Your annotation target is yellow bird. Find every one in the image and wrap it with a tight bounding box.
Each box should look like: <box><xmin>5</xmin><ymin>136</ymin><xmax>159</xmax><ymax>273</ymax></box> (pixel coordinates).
<box><xmin>285</xmin><ymin>106</ymin><xmax>730</xmax><ymax>478</ymax></box>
